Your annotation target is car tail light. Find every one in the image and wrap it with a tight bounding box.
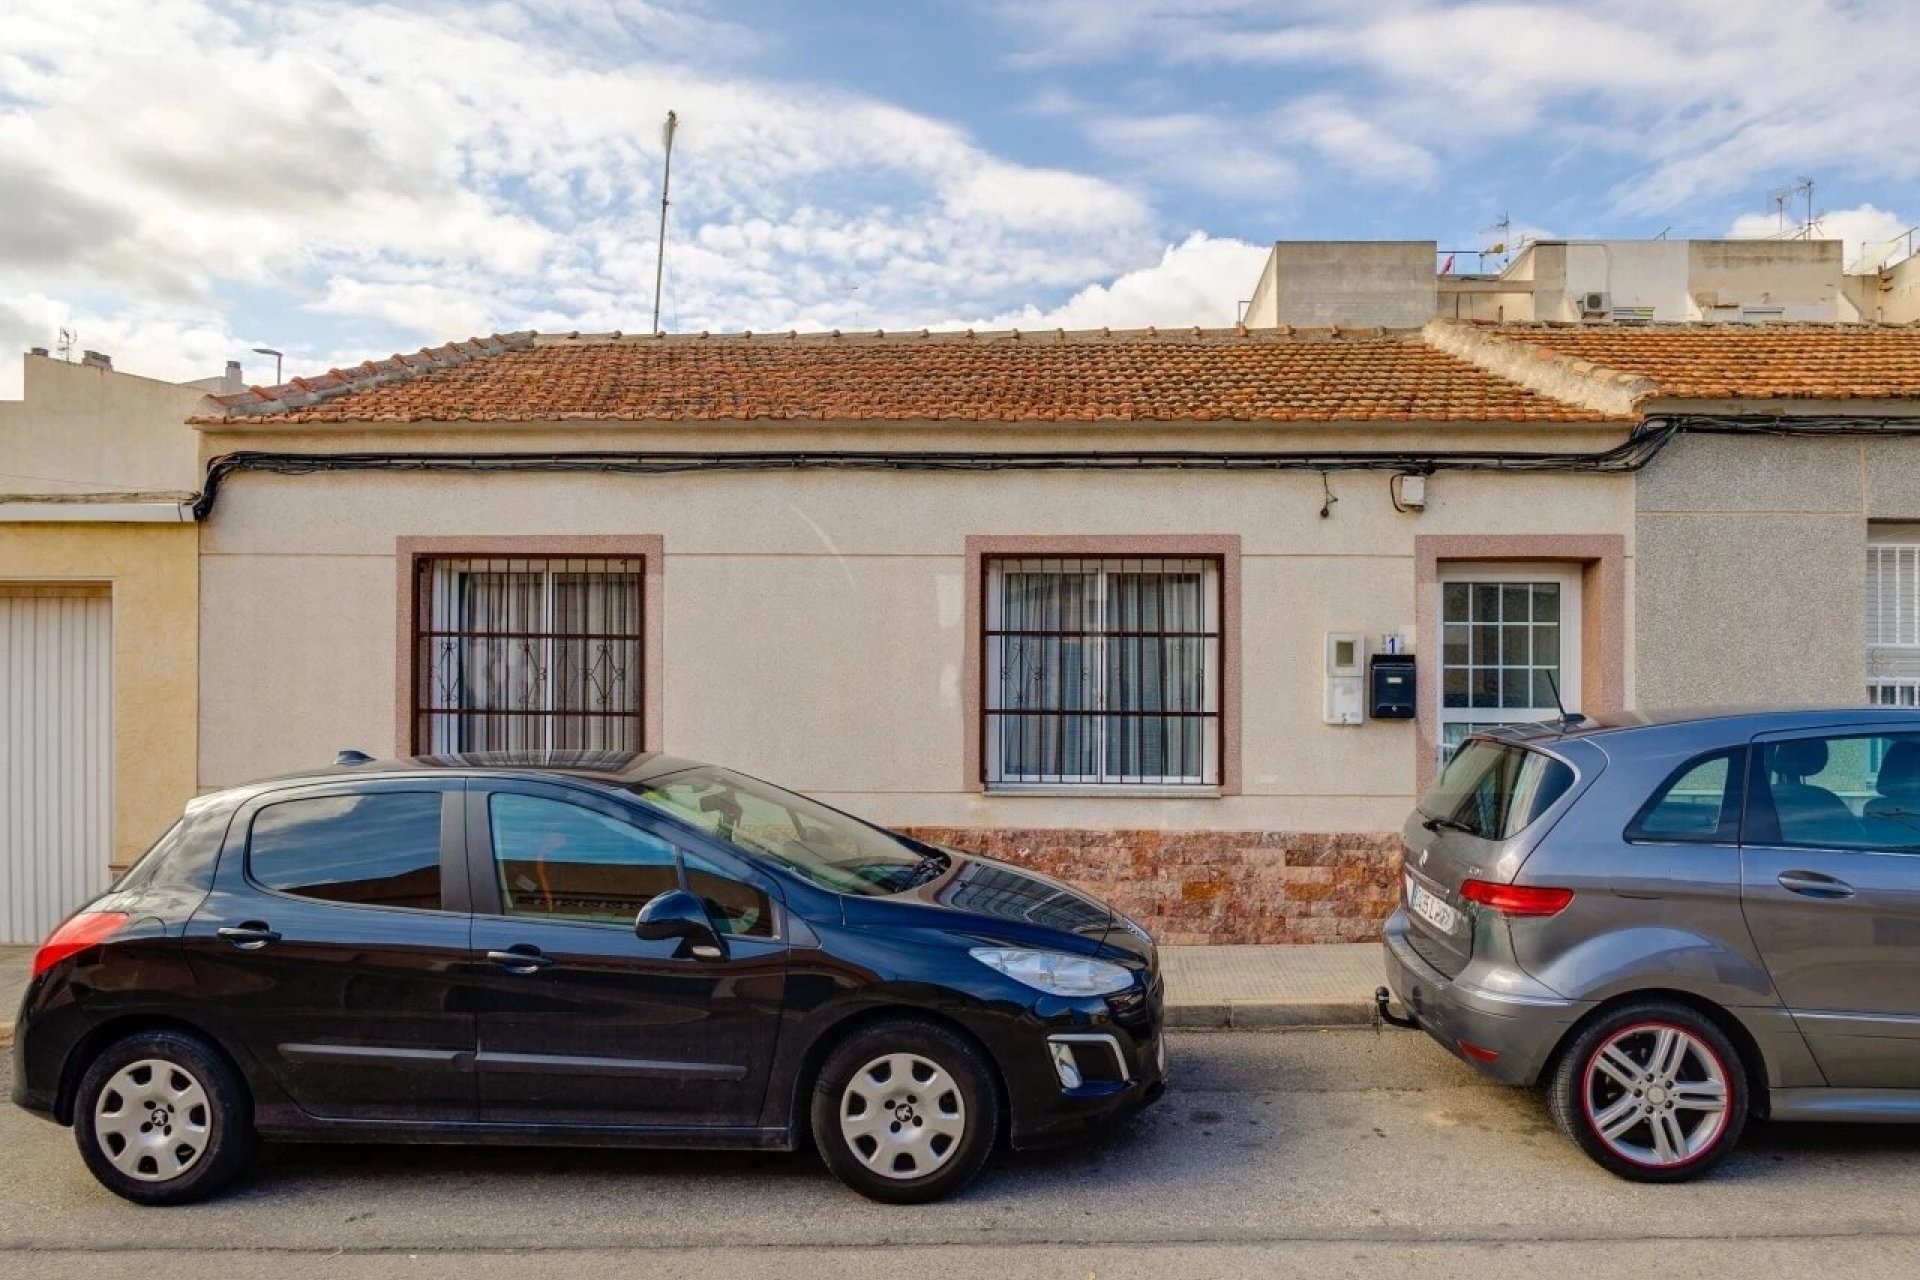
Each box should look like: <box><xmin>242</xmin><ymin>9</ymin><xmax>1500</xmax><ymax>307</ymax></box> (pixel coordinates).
<box><xmin>1459</xmin><ymin>879</ymin><xmax>1573</xmax><ymax>918</ymax></box>
<box><xmin>32</xmin><ymin>912</ymin><xmax>131</xmax><ymax>979</ymax></box>
<box><xmin>1457</xmin><ymin>1040</ymin><xmax>1501</xmax><ymax>1063</ymax></box>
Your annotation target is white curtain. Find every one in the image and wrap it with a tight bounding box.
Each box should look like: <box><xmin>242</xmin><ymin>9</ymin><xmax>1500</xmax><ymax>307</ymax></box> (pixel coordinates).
<box><xmin>425</xmin><ymin>561</ymin><xmax>642</xmax><ymax>755</ymax></box>
<box><xmin>991</xmin><ymin>559</ymin><xmax>1214</xmax><ymax>784</ymax></box>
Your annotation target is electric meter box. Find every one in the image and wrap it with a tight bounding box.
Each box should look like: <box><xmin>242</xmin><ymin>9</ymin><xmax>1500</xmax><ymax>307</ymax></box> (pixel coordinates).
<box><xmin>1324</xmin><ymin>632</ymin><xmax>1365</xmax><ymax>725</ymax></box>
<box><xmin>1369</xmin><ymin>653</ymin><xmax>1416</xmax><ymax>719</ymax></box>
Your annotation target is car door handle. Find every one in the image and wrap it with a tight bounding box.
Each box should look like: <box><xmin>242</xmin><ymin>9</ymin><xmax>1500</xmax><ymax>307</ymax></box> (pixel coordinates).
<box><xmin>216</xmin><ymin>923</ymin><xmax>281</xmax><ymax>950</ymax></box>
<box><xmin>486</xmin><ymin>947</ymin><xmax>554</xmax><ymax>974</ymax></box>
<box><xmin>1777</xmin><ymin>870</ymin><xmax>1856</xmax><ymax>900</ymax></box>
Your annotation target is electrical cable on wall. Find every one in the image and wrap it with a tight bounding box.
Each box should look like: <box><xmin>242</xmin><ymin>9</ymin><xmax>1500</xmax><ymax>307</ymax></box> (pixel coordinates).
<box><xmin>189</xmin><ymin>415</ymin><xmax>1920</xmax><ymax>520</ymax></box>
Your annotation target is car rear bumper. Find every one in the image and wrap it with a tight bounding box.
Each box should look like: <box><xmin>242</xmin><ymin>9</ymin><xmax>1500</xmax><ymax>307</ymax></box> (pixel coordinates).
<box><xmin>1382</xmin><ymin>908</ymin><xmax>1588</xmax><ymax>1086</ymax></box>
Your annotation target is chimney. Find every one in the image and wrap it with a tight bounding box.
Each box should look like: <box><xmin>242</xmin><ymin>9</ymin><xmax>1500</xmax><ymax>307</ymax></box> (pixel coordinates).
<box><xmin>80</xmin><ymin>350</ymin><xmax>113</xmax><ymax>371</ymax></box>
<box><xmin>222</xmin><ymin>359</ymin><xmax>244</xmax><ymax>393</ymax></box>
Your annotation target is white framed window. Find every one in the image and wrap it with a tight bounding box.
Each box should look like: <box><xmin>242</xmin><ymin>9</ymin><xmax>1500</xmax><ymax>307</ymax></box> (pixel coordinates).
<box><xmin>1868</xmin><ymin>540</ymin><xmax>1920</xmax><ymax>708</ymax></box>
<box><xmin>983</xmin><ymin>556</ymin><xmax>1221</xmax><ymax>788</ymax></box>
<box><xmin>416</xmin><ymin>556</ymin><xmax>644</xmax><ymax>755</ymax></box>
<box><xmin>1438</xmin><ymin>563</ymin><xmax>1583</xmax><ymax>764</ymax></box>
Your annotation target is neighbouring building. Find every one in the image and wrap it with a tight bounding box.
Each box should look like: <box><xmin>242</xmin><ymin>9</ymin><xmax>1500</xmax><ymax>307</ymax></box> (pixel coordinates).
<box><xmin>181</xmin><ymin>314</ymin><xmax>1920</xmax><ymax>944</ymax></box>
<box><xmin>0</xmin><ymin>350</ymin><xmax>229</xmax><ymax>941</ymax></box>
<box><xmin>1247</xmin><ymin>236</ymin><xmax>1920</xmax><ymax>328</ymax></box>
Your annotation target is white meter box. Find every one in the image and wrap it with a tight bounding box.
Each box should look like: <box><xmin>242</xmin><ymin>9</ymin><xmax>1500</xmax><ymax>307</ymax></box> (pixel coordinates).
<box><xmin>1324</xmin><ymin>631</ymin><xmax>1364</xmax><ymax>725</ymax></box>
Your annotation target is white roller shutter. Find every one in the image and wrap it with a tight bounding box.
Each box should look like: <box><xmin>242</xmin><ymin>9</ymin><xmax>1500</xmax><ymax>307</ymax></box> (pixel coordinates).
<box><xmin>1</xmin><ymin>588</ymin><xmax>113</xmax><ymax>943</ymax></box>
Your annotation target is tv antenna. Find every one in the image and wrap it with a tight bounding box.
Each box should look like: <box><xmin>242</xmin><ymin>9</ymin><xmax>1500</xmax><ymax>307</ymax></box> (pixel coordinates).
<box><xmin>1768</xmin><ymin>177</ymin><xmax>1815</xmax><ymax>238</ymax></box>
<box><xmin>651</xmin><ymin>109</ymin><xmax>678</xmax><ymax>336</ymax></box>
<box><xmin>56</xmin><ymin>327</ymin><xmax>76</xmax><ymax>362</ymax></box>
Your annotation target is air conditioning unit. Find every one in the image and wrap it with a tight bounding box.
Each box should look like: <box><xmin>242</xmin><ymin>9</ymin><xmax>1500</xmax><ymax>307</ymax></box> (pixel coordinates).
<box><xmin>1579</xmin><ymin>291</ymin><xmax>1609</xmax><ymax>316</ymax></box>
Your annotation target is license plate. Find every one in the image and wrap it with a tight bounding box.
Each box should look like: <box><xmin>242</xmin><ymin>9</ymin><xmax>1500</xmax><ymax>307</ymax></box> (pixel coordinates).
<box><xmin>1406</xmin><ymin>873</ymin><xmax>1462</xmax><ymax>936</ymax></box>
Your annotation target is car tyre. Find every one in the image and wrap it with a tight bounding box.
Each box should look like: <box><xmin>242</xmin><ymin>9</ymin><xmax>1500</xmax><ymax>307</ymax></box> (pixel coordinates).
<box><xmin>73</xmin><ymin>1030</ymin><xmax>255</xmax><ymax>1205</ymax></box>
<box><xmin>811</xmin><ymin>1018</ymin><xmax>1001</xmax><ymax>1204</ymax></box>
<box><xmin>1548</xmin><ymin>1001</ymin><xmax>1747</xmax><ymax>1183</ymax></box>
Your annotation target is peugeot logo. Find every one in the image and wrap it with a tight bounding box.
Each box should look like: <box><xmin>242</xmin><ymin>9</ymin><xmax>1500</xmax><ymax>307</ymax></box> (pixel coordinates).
<box><xmin>1418</xmin><ymin>848</ymin><xmax>1430</xmax><ymax>868</ymax></box>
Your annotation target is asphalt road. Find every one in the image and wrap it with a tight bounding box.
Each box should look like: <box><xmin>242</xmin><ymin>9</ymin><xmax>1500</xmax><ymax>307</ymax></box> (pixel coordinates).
<box><xmin>5</xmin><ymin>1029</ymin><xmax>1920</xmax><ymax>1279</ymax></box>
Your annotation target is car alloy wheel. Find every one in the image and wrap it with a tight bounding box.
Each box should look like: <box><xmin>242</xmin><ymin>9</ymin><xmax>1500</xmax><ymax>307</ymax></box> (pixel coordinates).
<box><xmin>839</xmin><ymin>1052</ymin><xmax>967</xmax><ymax>1180</ymax></box>
<box><xmin>1581</xmin><ymin>1023</ymin><xmax>1730</xmax><ymax>1169</ymax></box>
<box><xmin>1547</xmin><ymin>1000</ymin><xmax>1748</xmax><ymax>1183</ymax></box>
<box><xmin>93</xmin><ymin>1057</ymin><xmax>214</xmax><ymax>1183</ymax></box>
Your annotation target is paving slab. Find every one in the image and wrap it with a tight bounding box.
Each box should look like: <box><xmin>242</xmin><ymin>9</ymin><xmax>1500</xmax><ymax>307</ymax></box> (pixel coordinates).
<box><xmin>1160</xmin><ymin>942</ymin><xmax>1382</xmax><ymax>1028</ymax></box>
<box><xmin>0</xmin><ymin>945</ymin><xmax>29</xmax><ymax>1048</ymax></box>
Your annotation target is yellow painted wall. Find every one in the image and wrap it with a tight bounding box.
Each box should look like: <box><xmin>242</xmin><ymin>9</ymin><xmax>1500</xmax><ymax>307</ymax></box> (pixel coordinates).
<box><xmin>0</xmin><ymin>522</ymin><xmax>198</xmax><ymax>869</ymax></box>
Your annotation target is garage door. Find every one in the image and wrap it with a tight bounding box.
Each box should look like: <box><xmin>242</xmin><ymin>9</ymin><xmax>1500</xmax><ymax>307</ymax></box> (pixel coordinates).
<box><xmin>1</xmin><ymin>587</ymin><xmax>112</xmax><ymax>944</ymax></box>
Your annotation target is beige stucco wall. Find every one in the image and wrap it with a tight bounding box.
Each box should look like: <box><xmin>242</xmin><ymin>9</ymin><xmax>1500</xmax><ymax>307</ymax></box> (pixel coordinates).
<box><xmin>0</xmin><ymin>356</ymin><xmax>210</xmax><ymax>495</ymax></box>
<box><xmin>1634</xmin><ymin>432</ymin><xmax>1920</xmax><ymax>708</ymax></box>
<box><xmin>1244</xmin><ymin>242</ymin><xmax>1437</xmax><ymax>330</ymax></box>
<box><xmin>0</xmin><ymin>522</ymin><xmax>199</xmax><ymax>867</ymax></box>
<box><xmin>196</xmin><ymin>421</ymin><xmax>1634</xmax><ymax>835</ymax></box>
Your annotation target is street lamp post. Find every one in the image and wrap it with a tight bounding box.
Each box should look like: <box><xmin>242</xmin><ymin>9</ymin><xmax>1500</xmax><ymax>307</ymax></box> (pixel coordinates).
<box><xmin>251</xmin><ymin>346</ymin><xmax>284</xmax><ymax>385</ymax></box>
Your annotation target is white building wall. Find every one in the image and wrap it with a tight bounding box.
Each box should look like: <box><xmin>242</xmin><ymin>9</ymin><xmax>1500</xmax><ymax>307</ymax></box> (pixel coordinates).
<box><xmin>195</xmin><ymin>426</ymin><xmax>1635</xmax><ymax>838</ymax></box>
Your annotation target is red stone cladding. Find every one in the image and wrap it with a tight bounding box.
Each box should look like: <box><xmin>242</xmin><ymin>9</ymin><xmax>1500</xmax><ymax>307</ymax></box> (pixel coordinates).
<box><xmin>900</xmin><ymin>827</ymin><xmax>1405</xmax><ymax>946</ymax></box>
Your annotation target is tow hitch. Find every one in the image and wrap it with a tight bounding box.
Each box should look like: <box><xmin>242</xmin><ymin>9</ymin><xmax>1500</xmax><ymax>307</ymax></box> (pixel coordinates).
<box><xmin>1374</xmin><ymin>986</ymin><xmax>1420</xmax><ymax>1030</ymax></box>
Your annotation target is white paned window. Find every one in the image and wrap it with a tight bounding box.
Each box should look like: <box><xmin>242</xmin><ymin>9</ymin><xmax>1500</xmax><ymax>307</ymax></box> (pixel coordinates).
<box><xmin>1438</xmin><ymin>564</ymin><xmax>1583</xmax><ymax>764</ymax></box>
<box><xmin>417</xmin><ymin>556</ymin><xmax>644</xmax><ymax>755</ymax></box>
<box><xmin>984</xmin><ymin>557</ymin><xmax>1221</xmax><ymax>788</ymax></box>
<box><xmin>1868</xmin><ymin>542</ymin><xmax>1920</xmax><ymax>707</ymax></box>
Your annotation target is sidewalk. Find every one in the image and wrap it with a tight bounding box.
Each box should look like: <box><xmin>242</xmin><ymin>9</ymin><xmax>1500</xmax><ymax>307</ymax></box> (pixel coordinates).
<box><xmin>0</xmin><ymin>941</ymin><xmax>1382</xmax><ymax>1049</ymax></box>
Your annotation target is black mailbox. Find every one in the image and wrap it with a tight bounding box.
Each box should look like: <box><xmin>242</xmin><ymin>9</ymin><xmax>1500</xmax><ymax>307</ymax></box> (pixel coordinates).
<box><xmin>1369</xmin><ymin>654</ymin><xmax>1416</xmax><ymax>719</ymax></box>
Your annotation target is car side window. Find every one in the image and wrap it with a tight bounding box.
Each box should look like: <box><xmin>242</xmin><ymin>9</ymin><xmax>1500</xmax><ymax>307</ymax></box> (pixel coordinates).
<box><xmin>249</xmin><ymin>792</ymin><xmax>444</xmax><ymax>910</ymax></box>
<box><xmin>682</xmin><ymin>849</ymin><xmax>775</xmax><ymax>938</ymax></box>
<box><xmin>1627</xmin><ymin>750</ymin><xmax>1742</xmax><ymax>844</ymax></box>
<box><xmin>1754</xmin><ymin>733</ymin><xmax>1920</xmax><ymax>853</ymax></box>
<box><xmin>489</xmin><ymin>792</ymin><xmax>680</xmax><ymax>924</ymax></box>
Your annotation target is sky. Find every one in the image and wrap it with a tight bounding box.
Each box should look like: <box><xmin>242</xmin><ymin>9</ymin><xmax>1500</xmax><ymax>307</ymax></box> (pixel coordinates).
<box><xmin>4</xmin><ymin>0</ymin><xmax>1920</xmax><ymax>396</ymax></box>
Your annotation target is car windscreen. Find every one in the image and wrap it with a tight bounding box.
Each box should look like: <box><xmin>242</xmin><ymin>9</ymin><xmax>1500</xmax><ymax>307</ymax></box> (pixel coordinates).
<box><xmin>629</xmin><ymin>767</ymin><xmax>943</xmax><ymax>896</ymax></box>
<box><xmin>1418</xmin><ymin>739</ymin><xmax>1575</xmax><ymax>841</ymax></box>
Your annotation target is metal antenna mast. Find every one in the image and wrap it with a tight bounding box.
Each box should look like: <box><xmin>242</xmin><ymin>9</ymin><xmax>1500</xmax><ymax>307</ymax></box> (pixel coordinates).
<box><xmin>651</xmin><ymin>110</ymin><xmax>678</xmax><ymax>336</ymax></box>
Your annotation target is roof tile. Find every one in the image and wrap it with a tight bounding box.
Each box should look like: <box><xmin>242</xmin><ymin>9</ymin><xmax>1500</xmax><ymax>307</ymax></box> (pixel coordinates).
<box><xmin>197</xmin><ymin>328</ymin><xmax>1622</xmax><ymax>425</ymax></box>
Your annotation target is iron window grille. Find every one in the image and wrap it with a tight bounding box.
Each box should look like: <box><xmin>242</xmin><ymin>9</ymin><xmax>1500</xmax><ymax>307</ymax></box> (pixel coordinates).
<box><xmin>982</xmin><ymin>555</ymin><xmax>1221</xmax><ymax>787</ymax></box>
<box><xmin>413</xmin><ymin>555</ymin><xmax>644</xmax><ymax>755</ymax></box>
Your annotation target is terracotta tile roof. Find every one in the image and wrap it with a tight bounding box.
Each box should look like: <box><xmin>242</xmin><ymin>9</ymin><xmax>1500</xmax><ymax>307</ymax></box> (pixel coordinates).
<box><xmin>1486</xmin><ymin>322</ymin><xmax>1920</xmax><ymax>402</ymax></box>
<box><xmin>195</xmin><ymin>327</ymin><xmax>1623</xmax><ymax>425</ymax></box>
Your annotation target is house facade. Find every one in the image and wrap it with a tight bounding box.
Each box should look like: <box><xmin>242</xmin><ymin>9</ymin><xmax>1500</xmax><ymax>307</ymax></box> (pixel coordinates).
<box><xmin>0</xmin><ymin>351</ymin><xmax>228</xmax><ymax>941</ymax></box>
<box><xmin>184</xmin><ymin>320</ymin><xmax>1920</xmax><ymax>944</ymax></box>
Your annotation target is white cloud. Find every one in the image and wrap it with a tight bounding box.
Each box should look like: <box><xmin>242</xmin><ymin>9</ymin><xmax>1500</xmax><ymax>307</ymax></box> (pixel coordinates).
<box><xmin>969</xmin><ymin>232</ymin><xmax>1269</xmax><ymax>330</ymax></box>
<box><xmin>0</xmin><ymin>0</ymin><xmax>1163</xmax><ymax>386</ymax></box>
<box><xmin>995</xmin><ymin>1</ymin><xmax>1920</xmax><ymax>217</ymax></box>
<box><xmin>1727</xmin><ymin>202</ymin><xmax>1916</xmax><ymax>270</ymax></box>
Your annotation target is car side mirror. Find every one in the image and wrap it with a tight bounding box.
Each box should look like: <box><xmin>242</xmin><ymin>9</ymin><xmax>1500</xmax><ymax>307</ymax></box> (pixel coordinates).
<box><xmin>635</xmin><ymin>889</ymin><xmax>727</xmax><ymax>961</ymax></box>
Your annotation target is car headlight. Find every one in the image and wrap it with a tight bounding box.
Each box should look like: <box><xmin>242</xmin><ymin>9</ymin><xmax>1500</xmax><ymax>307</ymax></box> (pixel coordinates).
<box><xmin>968</xmin><ymin>947</ymin><xmax>1135</xmax><ymax>997</ymax></box>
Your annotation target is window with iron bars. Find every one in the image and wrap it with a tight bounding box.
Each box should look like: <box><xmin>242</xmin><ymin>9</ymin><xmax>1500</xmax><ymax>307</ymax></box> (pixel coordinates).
<box><xmin>413</xmin><ymin>556</ymin><xmax>644</xmax><ymax>755</ymax></box>
<box><xmin>983</xmin><ymin>556</ymin><xmax>1221</xmax><ymax>787</ymax></box>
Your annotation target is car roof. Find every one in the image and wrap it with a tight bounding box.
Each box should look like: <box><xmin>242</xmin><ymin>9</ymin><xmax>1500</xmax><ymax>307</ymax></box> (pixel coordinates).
<box><xmin>1480</xmin><ymin>706</ymin><xmax>1920</xmax><ymax>751</ymax></box>
<box><xmin>225</xmin><ymin>749</ymin><xmax>710</xmax><ymax>795</ymax></box>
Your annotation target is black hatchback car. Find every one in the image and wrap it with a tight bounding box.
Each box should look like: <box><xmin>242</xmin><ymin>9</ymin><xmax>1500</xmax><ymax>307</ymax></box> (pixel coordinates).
<box><xmin>12</xmin><ymin>752</ymin><xmax>1165</xmax><ymax>1205</ymax></box>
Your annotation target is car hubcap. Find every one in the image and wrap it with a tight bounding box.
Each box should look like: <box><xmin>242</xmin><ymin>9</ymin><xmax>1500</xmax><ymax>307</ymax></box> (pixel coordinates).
<box><xmin>839</xmin><ymin>1052</ymin><xmax>966</xmax><ymax>1180</ymax></box>
<box><xmin>1582</xmin><ymin>1024</ymin><xmax>1729</xmax><ymax>1168</ymax></box>
<box><xmin>94</xmin><ymin>1058</ymin><xmax>212</xmax><ymax>1183</ymax></box>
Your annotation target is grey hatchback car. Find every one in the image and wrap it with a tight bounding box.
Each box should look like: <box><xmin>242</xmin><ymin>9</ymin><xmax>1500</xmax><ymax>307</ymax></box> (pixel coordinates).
<box><xmin>1381</xmin><ymin>707</ymin><xmax>1920</xmax><ymax>1181</ymax></box>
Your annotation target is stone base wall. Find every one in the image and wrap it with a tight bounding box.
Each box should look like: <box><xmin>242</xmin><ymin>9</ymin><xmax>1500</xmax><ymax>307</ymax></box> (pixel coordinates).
<box><xmin>900</xmin><ymin>827</ymin><xmax>1404</xmax><ymax>945</ymax></box>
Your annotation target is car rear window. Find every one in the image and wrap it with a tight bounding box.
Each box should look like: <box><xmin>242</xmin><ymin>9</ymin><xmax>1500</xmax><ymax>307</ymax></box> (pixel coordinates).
<box><xmin>249</xmin><ymin>792</ymin><xmax>444</xmax><ymax>910</ymax></box>
<box><xmin>1627</xmin><ymin>750</ymin><xmax>1742</xmax><ymax>844</ymax></box>
<box><xmin>1419</xmin><ymin>740</ymin><xmax>1575</xmax><ymax>840</ymax></box>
